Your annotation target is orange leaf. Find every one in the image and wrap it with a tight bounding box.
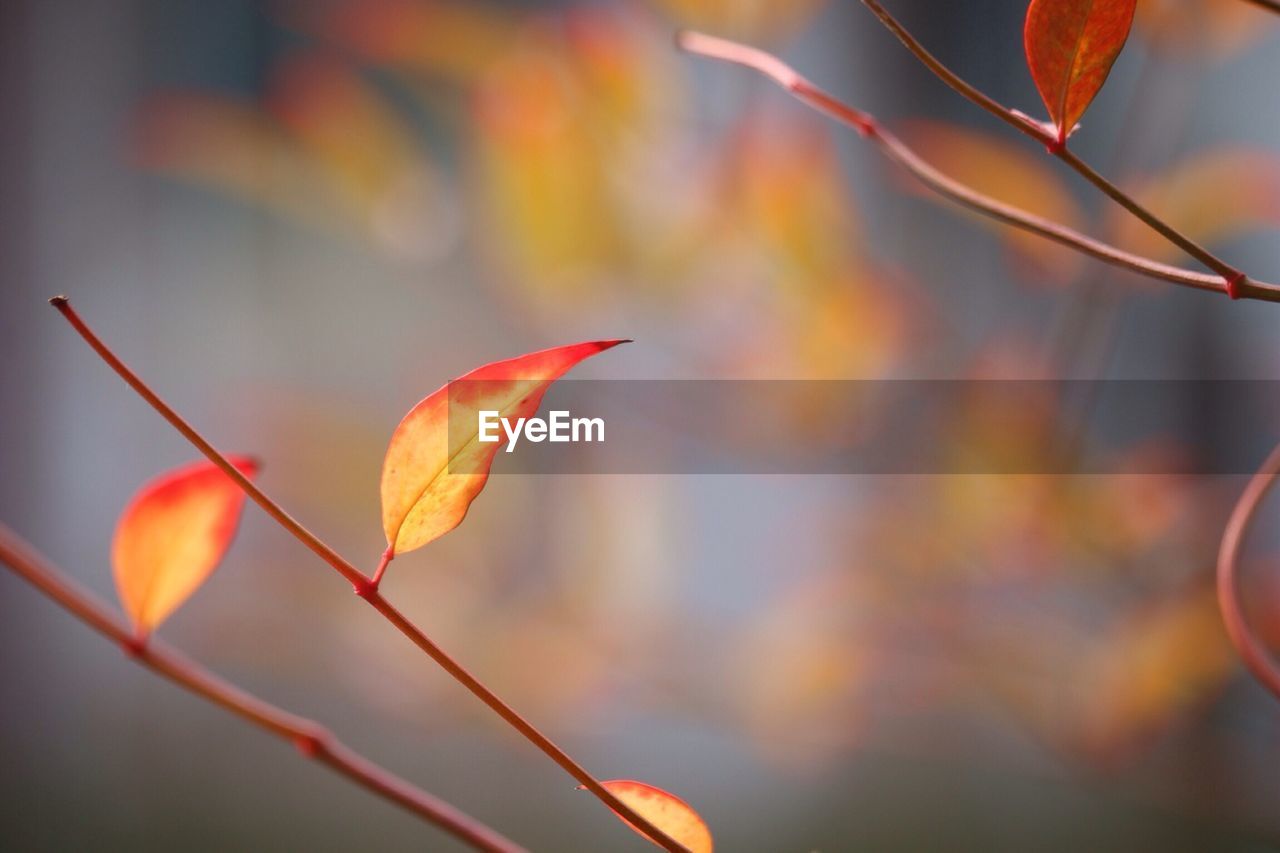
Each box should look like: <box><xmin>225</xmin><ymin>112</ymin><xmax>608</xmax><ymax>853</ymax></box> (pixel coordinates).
<box><xmin>598</xmin><ymin>780</ymin><xmax>713</xmax><ymax>853</ymax></box>
<box><xmin>1024</xmin><ymin>0</ymin><xmax>1137</xmax><ymax>144</ymax></box>
<box><xmin>380</xmin><ymin>341</ymin><xmax>626</xmax><ymax>556</ymax></box>
<box><xmin>112</xmin><ymin>457</ymin><xmax>258</xmax><ymax>635</ymax></box>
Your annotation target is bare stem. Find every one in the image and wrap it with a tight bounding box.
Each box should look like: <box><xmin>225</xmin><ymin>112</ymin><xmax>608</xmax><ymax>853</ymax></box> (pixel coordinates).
<box><xmin>1218</xmin><ymin>442</ymin><xmax>1280</xmax><ymax>700</ymax></box>
<box><xmin>0</xmin><ymin>523</ymin><xmax>524</xmax><ymax>853</ymax></box>
<box><xmin>371</xmin><ymin>545</ymin><xmax>394</xmax><ymax>589</ymax></box>
<box><xmin>675</xmin><ymin>32</ymin><xmax>1280</xmax><ymax>304</ymax></box>
<box><xmin>857</xmin><ymin>0</ymin><xmax>1246</xmax><ymax>288</ymax></box>
<box><xmin>49</xmin><ymin>297</ymin><xmax>690</xmax><ymax>853</ymax></box>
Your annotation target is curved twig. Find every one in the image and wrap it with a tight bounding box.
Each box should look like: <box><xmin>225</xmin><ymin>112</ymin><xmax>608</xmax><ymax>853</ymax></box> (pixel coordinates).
<box><xmin>675</xmin><ymin>31</ymin><xmax>1280</xmax><ymax>304</ymax></box>
<box><xmin>858</xmin><ymin>0</ymin><xmax>1246</xmax><ymax>288</ymax></box>
<box><xmin>1218</xmin><ymin>442</ymin><xmax>1280</xmax><ymax>700</ymax></box>
<box><xmin>0</xmin><ymin>523</ymin><xmax>524</xmax><ymax>853</ymax></box>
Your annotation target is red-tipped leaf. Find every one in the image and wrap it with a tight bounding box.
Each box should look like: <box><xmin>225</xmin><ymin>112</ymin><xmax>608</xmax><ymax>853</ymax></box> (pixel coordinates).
<box><xmin>380</xmin><ymin>340</ymin><xmax>627</xmax><ymax>556</ymax></box>
<box><xmin>112</xmin><ymin>457</ymin><xmax>258</xmax><ymax>634</ymax></box>
<box><xmin>1024</xmin><ymin>0</ymin><xmax>1137</xmax><ymax>144</ymax></box>
<box><xmin>597</xmin><ymin>780</ymin><xmax>713</xmax><ymax>853</ymax></box>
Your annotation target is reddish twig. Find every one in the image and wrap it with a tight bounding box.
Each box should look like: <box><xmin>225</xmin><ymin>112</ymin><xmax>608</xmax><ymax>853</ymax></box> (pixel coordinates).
<box><xmin>48</xmin><ymin>297</ymin><xmax>690</xmax><ymax>853</ymax></box>
<box><xmin>857</xmin><ymin>0</ymin><xmax>1247</xmax><ymax>289</ymax></box>
<box><xmin>1218</xmin><ymin>442</ymin><xmax>1280</xmax><ymax>700</ymax></box>
<box><xmin>0</xmin><ymin>522</ymin><xmax>524</xmax><ymax>853</ymax></box>
<box><xmin>675</xmin><ymin>31</ymin><xmax>1280</xmax><ymax>304</ymax></box>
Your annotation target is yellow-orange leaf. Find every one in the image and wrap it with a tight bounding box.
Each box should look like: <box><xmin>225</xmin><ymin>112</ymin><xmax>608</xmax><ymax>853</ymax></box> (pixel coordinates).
<box><xmin>599</xmin><ymin>779</ymin><xmax>713</xmax><ymax>853</ymax></box>
<box><xmin>380</xmin><ymin>340</ymin><xmax>626</xmax><ymax>556</ymax></box>
<box><xmin>112</xmin><ymin>457</ymin><xmax>258</xmax><ymax>634</ymax></box>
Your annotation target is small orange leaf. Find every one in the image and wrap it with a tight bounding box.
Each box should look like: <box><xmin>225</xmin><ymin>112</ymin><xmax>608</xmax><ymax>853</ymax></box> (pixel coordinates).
<box><xmin>598</xmin><ymin>780</ymin><xmax>713</xmax><ymax>853</ymax></box>
<box><xmin>112</xmin><ymin>457</ymin><xmax>258</xmax><ymax>635</ymax></box>
<box><xmin>380</xmin><ymin>341</ymin><xmax>626</xmax><ymax>556</ymax></box>
<box><xmin>1025</xmin><ymin>0</ymin><xmax>1137</xmax><ymax>144</ymax></box>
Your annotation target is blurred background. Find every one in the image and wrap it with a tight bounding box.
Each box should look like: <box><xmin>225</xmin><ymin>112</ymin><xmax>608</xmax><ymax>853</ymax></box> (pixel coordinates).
<box><xmin>3</xmin><ymin>0</ymin><xmax>1280</xmax><ymax>849</ymax></box>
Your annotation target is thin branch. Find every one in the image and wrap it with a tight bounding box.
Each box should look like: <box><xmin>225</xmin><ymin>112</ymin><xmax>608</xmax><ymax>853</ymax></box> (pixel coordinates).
<box><xmin>48</xmin><ymin>297</ymin><xmax>691</xmax><ymax>853</ymax></box>
<box><xmin>858</xmin><ymin>0</ymin><xmax>1246</xmax><ymax>289</ymax></box>
<box><xmin>675</xmin><ymin>32</ymin><xmax>1280</xmax><ymax>304</ymax></box>
<box><xmin>0</xmin><ymin>523</ymin><xmax>524</xmax><ymax>853</ymax></box>
<box><xmin>1217</xmin><ymin>442</ymin><xmax>1280</xmax><ymax>701</ymax></box>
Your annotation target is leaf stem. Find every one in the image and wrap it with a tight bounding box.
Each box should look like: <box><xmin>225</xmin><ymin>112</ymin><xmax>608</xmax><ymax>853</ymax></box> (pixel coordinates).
<box><xmin>0</xmin><ymin>522</ymin><xmax>524</xmax><ymax>853</ymax></box>
<box><xmin>371</xmin><ymin>545</ymin><xmax>394</xmax><ymax>590</ymax></box>
<box><xmin>49</xmin><ymin>298</ymin><xmax>691</xmax><ymax>853</ymax></box>
<box><xmin>857</xmin><ymin>0</ymin><xmax>1246</xmax><ymax>287</ymax></box>
<box><xmin>674</xmin><ymin>32</ymin><xmax>1280</xmax><ymax>304</ymax></box>
<box><xmin>1218</xmin><ymin>442</ymin><xmax>1280</xmax><ymax>701</ymax></box>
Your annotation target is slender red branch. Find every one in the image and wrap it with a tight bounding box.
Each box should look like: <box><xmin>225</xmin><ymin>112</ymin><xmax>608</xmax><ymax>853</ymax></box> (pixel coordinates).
<box><xmin>1218</xmin><ymin>442</ymin><xmax>1280</xmax><ymax>701</ymax></box>
<box><xmin>0</xmin><ymin>523</ymin><xmax>524</xmax><ymax>853</ymax></box>
<box><xmin>675</xmin><ymin>32</ymin><xmax>1280</xmax><ymax>304</ymax></box>
<box><xmin>857</xmin><ymin>0</ymin><xmax>1247</xmax><ymax>289</ymax></box>
<box><xmin>48</xmin><ymin>298</ymin><xmax>691</xmax><ymax>853</ymax></box>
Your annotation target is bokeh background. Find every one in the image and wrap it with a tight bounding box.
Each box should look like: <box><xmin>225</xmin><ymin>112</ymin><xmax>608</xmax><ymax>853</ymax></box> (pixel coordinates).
<box><xmin>3</xmin><ymin>0</ymin><xmax>1280</xmax><ymax>850</ymax></box>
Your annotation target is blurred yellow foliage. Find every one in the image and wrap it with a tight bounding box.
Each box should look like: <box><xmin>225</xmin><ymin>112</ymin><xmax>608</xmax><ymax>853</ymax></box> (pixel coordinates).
<box><xmin>1136</xmin><ymin>0</ymin><xmax>1274</xmax><ymax>58</ymax></box>
<box><xmin>1110</xmin><ymin>147</ymin><xmax>1280</xmax><ymax>264</ymax></box>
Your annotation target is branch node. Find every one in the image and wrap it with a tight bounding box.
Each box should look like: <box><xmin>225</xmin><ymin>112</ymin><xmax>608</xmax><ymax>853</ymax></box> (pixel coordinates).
<box><xmin>121</xmin><ymin>633</ymin><xmax>148</xmax><ymax>659</ymax></box>
<box><xmin>352</xmin><ymin>578</ymin><xmax>378</xmax><ymax>599</ymax></box>
<box><xmin>1227</xmin><ymin>272</ymin><xmax>1246</xmax><ymax>300</ymax></box>
<box><xmin>293</xmin><ymin>730</ymin><xmax>327</xmax><ymax>758</ymax></box>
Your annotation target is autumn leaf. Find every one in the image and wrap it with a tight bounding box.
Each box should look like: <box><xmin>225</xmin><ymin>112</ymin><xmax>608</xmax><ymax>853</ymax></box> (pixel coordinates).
<box><xmin>112</xmin><ymin>457</ymin><xmax>258</xmax><ymax>635</ymax></box>
<box><xmin>133</xmin><ymin>93</ymin><xmax>339</xmax><ymax>229</ymax></box>
<box><xmin>651</xmin><ymin>0</ymin><xmax>825</xmax><ymax>43</ymax></box>
<box><xmin>380</xmin><ymin>341</ymin><xmax>627</xmax><ymax>556</ymax></box>
<box><xmin>596</xmin><ymin>780</ymin><xmax>713</xmax><ymax>853</ymax></box>
<box><xmin>1024</xmin><ymin>0</ymin><xmax>1138</xmax><ymax>144</ymax></box>
<box><xmin>281</xmin><ymin>0</ymin><xmax>518</xmax><ymax>81</ymax></box>
<box><xmin>266</xmin><ymin>53</ymin><xmax>426</xmax><ymax>213</ymax></box>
